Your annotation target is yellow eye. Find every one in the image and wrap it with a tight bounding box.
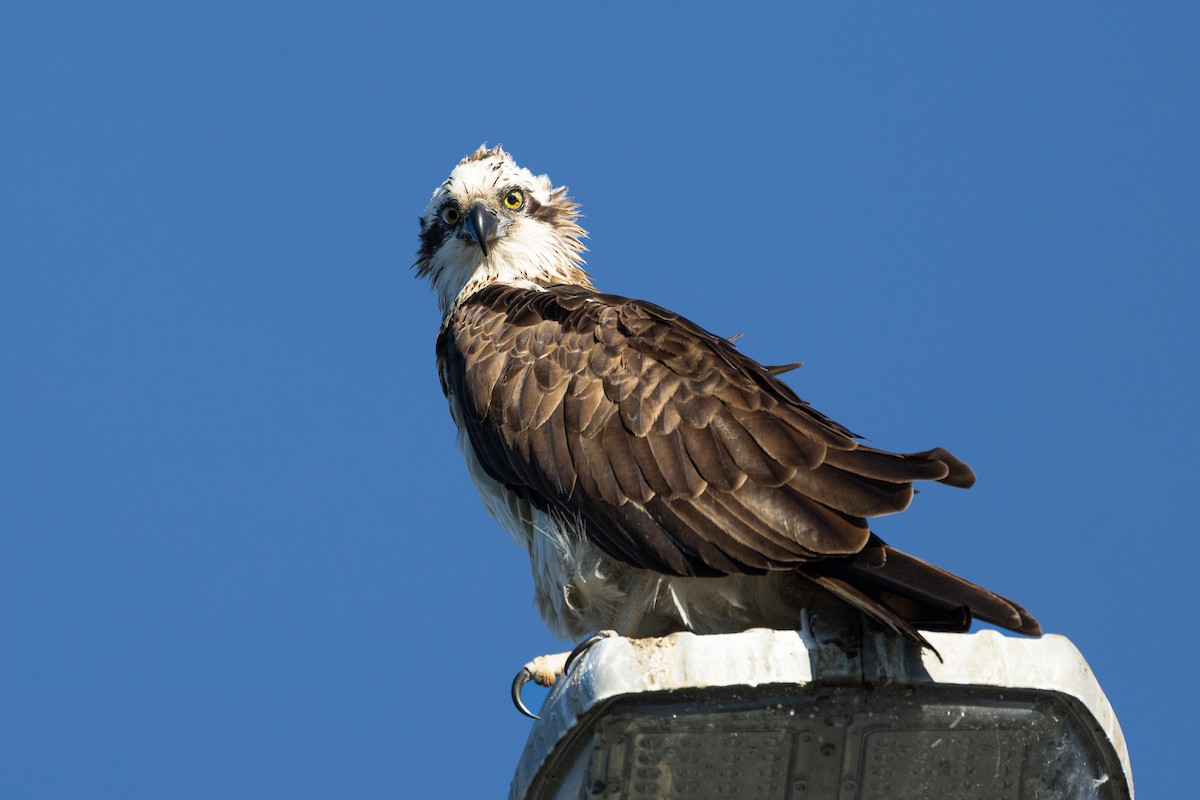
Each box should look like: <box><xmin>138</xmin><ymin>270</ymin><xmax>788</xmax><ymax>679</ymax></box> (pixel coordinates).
<box><xmin>439</xmin><ymin>205</ymin><xmax>461</xmax><ymax>225</ymax></box>
<box><xmin>502</xmin><ymin>189</ymin><xmax>524</xmax><ymax>211</ymax></box>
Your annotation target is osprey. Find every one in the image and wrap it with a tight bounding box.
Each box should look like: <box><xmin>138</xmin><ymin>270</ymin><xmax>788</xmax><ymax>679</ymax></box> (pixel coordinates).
<box><xmin>416</xmin><ymin>145</ymin><xmax>1040</xmax><ymax>658</ymax></box>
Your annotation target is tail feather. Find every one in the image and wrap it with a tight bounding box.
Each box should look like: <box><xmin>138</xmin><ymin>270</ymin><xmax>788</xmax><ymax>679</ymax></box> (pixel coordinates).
<box><xmin>803</xmin><ymin>536</ymin><xmax>1042</xmax><ymax>642</ymax></box>
<box><xmin>859</xmin><ymin>544</ymin><xmax>1041</xmax><ymax>635</ymax></box>
<box><xmin>803</xmin><ymin>572</ymin><xmax>936</xmax><ymax>653</ymax></box>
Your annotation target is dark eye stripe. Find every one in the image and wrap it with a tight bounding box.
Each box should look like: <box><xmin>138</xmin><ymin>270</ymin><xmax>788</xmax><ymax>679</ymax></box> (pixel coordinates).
<box><xmin>417</xmin><ymin>220</ymin><xmax>449</xmax><ymax>262</ymax></box>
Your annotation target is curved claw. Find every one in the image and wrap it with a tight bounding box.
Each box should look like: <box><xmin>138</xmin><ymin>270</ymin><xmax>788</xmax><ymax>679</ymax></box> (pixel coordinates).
<box><xmin>511</xmin><ymin>667</ymin><xmax>541</xmax><ymax>720</ymax></box>
<box><xmin>510</xmin><ymin>638</ymin><xmax>617</xmax><ymax>721</ymax></box>
<box><xmin>564</xmin><ymin>630</ymin><xmax>618</xmax><ymax>676</ymax></box>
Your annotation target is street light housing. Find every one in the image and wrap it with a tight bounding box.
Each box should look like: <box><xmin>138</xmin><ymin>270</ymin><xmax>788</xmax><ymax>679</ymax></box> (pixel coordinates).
<box><xmin>511</xmin><ymin>626</ymin><xmax>1131</xmax><ymax>800</ymax></box>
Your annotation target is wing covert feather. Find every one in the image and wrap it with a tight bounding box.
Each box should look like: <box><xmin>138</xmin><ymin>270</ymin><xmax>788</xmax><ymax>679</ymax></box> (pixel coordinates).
<box><xmin>438</xmin><ymin>284</ymin><xmax>973</xmax><ymax>579</ymax></box>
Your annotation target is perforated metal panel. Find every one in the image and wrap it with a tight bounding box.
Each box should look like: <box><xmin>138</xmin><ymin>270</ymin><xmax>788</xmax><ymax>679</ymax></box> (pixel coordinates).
<box><xmin>576</xmin><ymin>685</ymin><xmax>1122</xmax><ymax>799</ymax></box>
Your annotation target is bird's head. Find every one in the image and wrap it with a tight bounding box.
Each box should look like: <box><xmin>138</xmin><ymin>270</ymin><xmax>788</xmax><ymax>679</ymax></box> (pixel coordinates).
<box><xmin>415</xmin><ymin>145</ymin><xmax>591</xmax><ymax>314</ymax></box>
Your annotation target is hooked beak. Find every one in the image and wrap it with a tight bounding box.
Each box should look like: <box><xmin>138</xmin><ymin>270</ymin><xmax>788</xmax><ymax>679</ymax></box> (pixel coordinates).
<box><xmin>464</xmin><ymin>202</ymin><xmax>498</xmax><ymax>256</ymax></box>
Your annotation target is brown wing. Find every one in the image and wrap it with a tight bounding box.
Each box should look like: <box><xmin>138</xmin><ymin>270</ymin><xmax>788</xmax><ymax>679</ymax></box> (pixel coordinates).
<box><xmin>440</xmin><ymin>284</ymin><xmax>970</xmax><ymax>573</ymax></box>
<box><xmin>438</xmin><ymin>284</ymin><xmax>1040</xmax><ymax>640</ymax></box>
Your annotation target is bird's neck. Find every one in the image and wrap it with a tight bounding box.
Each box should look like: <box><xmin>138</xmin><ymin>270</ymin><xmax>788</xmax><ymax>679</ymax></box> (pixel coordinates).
<box><xmin>436</xmin><ymin>241</ymin><xmax>592</xmax><ymax>316</ymax></box>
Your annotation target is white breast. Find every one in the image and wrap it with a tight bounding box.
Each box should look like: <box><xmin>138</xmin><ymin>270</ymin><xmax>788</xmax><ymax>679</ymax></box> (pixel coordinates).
<box><xmin>450</xmin><ymin>407</ymin><xmax>624</xmax><ymax>640</ymax></box>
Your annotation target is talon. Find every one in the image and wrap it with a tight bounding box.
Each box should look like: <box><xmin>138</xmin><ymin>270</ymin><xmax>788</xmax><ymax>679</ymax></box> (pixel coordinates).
<box><xmin>511</xmin><ymin>639</ymin><xmax>616</xmax><ymax>720</ymax></box>
<box><xmin>564</xmin><ymin>630</ymin><xmax>618</xmax><ymax>676</ymax></box>
<box><xmin>511</xmin><ymin>667</ymin><xmax>541</xmax><ymax>720</ymax></box>
<box><xmin>510</xmin><ymin>652</ymin><xmax>571</xmax><ymax>719</ymax></box>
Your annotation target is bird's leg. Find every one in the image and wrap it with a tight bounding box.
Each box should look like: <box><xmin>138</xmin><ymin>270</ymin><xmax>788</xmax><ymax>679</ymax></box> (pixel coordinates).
<box><xmin>609</xmin><ymin>574</ymin><xmax>660</xmax><ymax>636</ymax></box>
<box><xmin>510</xmin><ymin>631</ymin><xmax>620</xmax><ymax>719</ymax></box>
<box><xmin>511</xmin><ymin>652</ymin><xmax>570</xmax><ymax>719</ymax></box>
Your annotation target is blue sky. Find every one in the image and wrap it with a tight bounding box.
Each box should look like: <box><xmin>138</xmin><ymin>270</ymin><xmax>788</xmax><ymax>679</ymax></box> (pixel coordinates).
<box><xmin>2</xmin><ymin>3</ymin><xmax>1195</xmax><ymax>797</ymax></box>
